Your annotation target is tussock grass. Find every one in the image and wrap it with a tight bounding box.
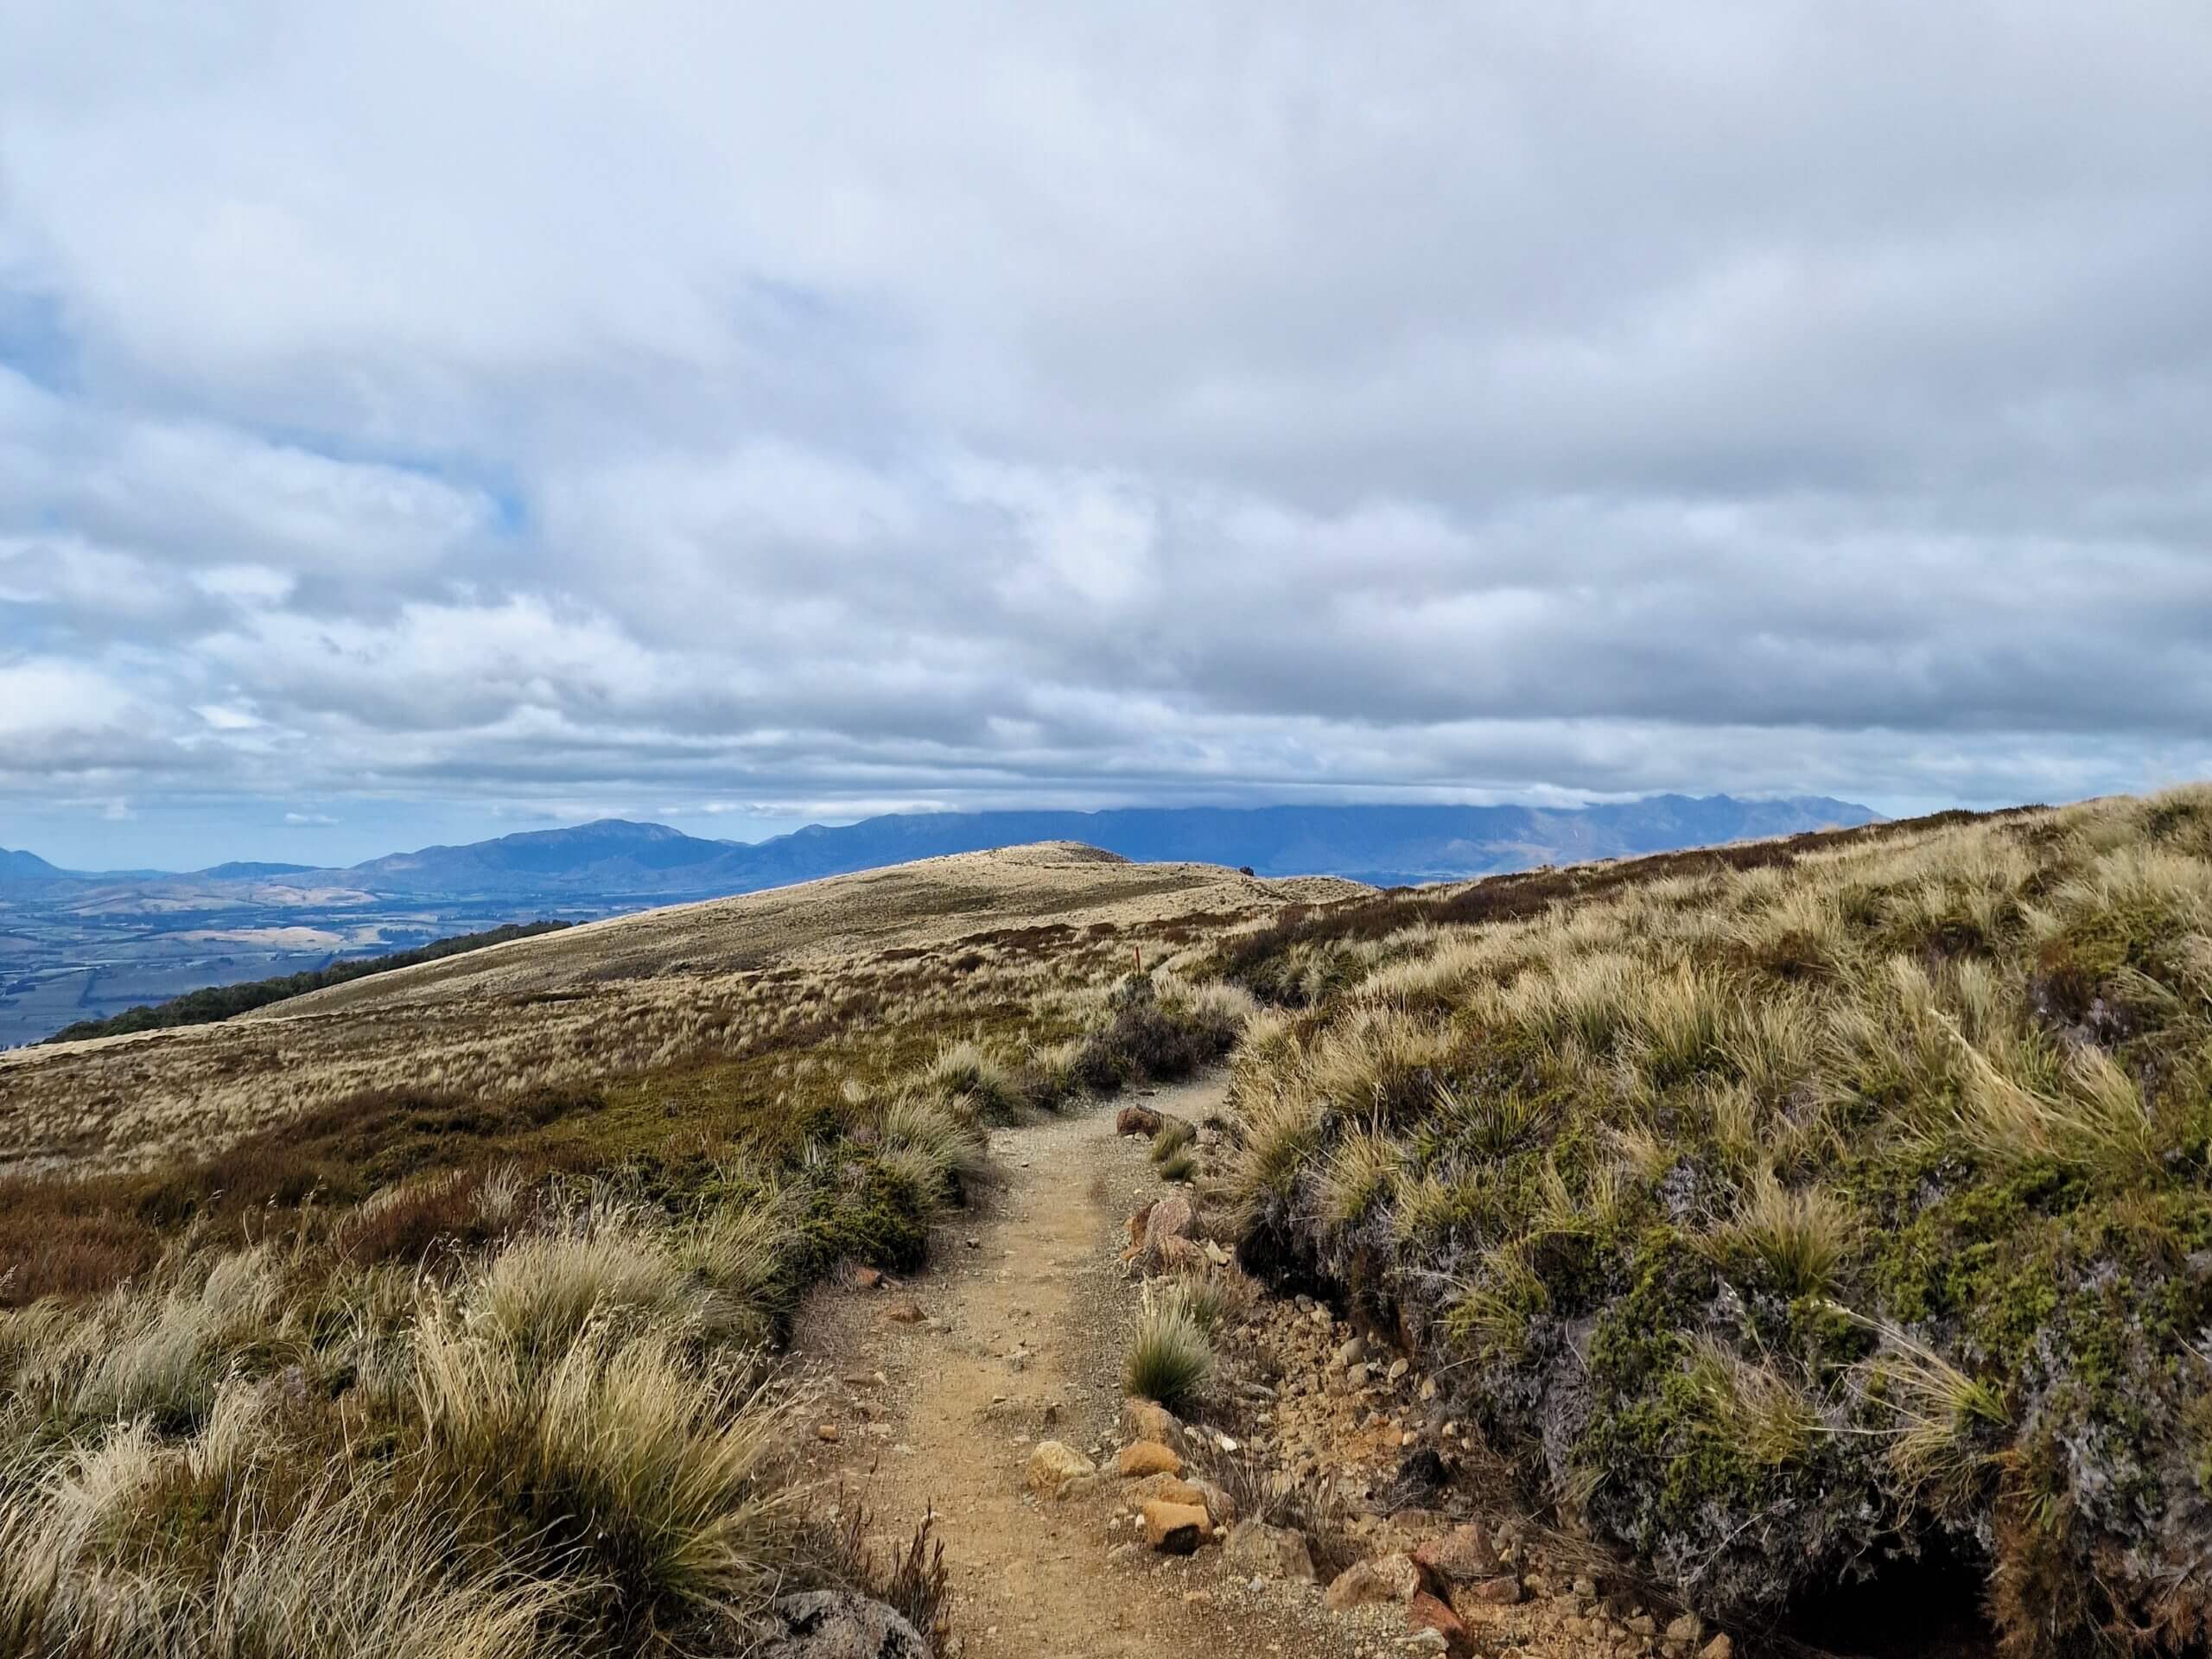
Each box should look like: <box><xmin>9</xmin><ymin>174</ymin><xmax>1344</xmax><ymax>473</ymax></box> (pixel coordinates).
<box><xmin>1217</xmin><ymin>786</ymin><xmax>2212</xmax><ymax>1654</ymax></box>
<box><xmin>1148</xmin><ymin>1118</ymin><xmax>1197</xmax><ymax>1163</ymax></box>
<box><xmin>1124</xmin><ymin>1287</ymin><xmax>1214</xmax><ymax>1413</ymax></box>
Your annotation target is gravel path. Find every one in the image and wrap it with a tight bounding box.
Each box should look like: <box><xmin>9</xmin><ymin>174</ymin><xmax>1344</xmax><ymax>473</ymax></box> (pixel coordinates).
<box><xmin>791</xmin><ymin>1077</ymin><xmax>1370</xmax><ymax>1658</ymax></box>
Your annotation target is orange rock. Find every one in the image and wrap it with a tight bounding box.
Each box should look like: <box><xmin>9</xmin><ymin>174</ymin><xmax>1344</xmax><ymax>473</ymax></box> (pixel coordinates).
<box><xmin>1141</xmin><ymin>1499</ymin><xmax>1210</xmax><ymax>1554</ymax></box>
<box><xmin>1409</xmin><ymin>1591</ymin><xmax>1470</xmax><ymax>1654</ymax></box>
<box><xmin>1116</xmin><ymin>1440</ymin><xmax>1184</xmax><ymax>1478</ymax></box>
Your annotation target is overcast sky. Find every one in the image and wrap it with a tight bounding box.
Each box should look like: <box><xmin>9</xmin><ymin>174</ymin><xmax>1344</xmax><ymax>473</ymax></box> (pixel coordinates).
<box><xmin>3</xmin><ymin>2</ymin><xmax>2209</xmax><ymax>868</ymax></box>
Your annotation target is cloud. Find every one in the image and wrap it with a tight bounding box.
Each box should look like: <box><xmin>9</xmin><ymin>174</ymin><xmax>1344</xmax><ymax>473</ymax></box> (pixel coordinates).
<box><xmin>2</xmin><ymin>0</ymin><xmax>2209</xmax><ymax>861</ymax></box>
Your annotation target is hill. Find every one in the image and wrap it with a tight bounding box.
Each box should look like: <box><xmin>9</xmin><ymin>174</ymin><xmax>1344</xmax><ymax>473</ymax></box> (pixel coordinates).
<box><xmin>0</xmin><ymin>841</ymin><xmax>1342</xmax><ymax>1175</ymax></box>
<box><xmin>0</xmin><ymin>846</ymin><xmax>69</xmax><ymax>884</ymax></box>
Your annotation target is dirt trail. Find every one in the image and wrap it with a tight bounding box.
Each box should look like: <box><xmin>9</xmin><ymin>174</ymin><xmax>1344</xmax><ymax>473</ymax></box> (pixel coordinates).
<box><xmin>794</xmin><ymin>1076</ymin><xmax>1362</xmax><ymax>1658</ymax></box>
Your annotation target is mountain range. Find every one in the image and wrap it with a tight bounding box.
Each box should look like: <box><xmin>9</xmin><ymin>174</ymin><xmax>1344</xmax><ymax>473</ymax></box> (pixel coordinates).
<box><xmin>7</xmin><ymin>795</ymin><xmax>1881</xmax><ymax>898</ymax></box>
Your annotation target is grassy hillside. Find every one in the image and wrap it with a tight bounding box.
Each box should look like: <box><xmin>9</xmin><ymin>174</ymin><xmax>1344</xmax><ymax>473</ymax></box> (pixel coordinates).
<box><xmin>1211</xmin><ymin>788</ymin><xmax>2212</xmax><ymax>1654</ymax></box>
<box><xmin>0</xmin><ymin>845</ymin><xmax>1279</xmax><ymax>1655</ymax></box>
<box><xmin>39</xmin><ymin>920</ymin><xmax>573</xmax><ymax>1044</ymax></box>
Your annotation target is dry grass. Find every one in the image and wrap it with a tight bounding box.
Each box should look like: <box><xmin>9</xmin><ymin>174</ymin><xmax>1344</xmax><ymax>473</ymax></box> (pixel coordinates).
<box><xmin>0</xmin><ymin>842</ymin><xmax>1325</xmax><ymax>1179</ymax></box>
<box><xmin>0</xmin><ymin>839</ymin><xmax>1313</xmax><ymax>1655</ymax></box>
<box><xmin>1216</xmin><ymin>785</ymin><xmax>2212</xmax><ymax>1654</ymax></box>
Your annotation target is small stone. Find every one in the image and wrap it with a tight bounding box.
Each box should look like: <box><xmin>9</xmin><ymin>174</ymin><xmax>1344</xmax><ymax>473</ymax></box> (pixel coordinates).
<box><xmin>1025</xmin><ymin>1440</ymin><xmax>1096</xmax><ymax>1499</ymax></box>
<box><xmin>1116</xmin><ymin>1104</ymin><xmax>1164</xmax><ymax>1136</ymax></box>
<box><xmin>1455</xmin><ymin>1574</ymin><xmax>1522</xmax><ymax>1608</ymax></box>
<box><xmin>816</xmin><ymin>1422</ymin><xmax>841</xmax><ymax>1443</ymax></box>
<box><xmin>1388</xmin><ymin>1358</ymin><xmax>1410</xmax><ymax>1382</ymax></box>
<box><xmin>1420</xmin><ymin>1376</ymin><xmax>1438</xmax><ymax>1402</ymax></box>
<box><xmin>1123</xmin><ymin>1398</ymin><xmax>1182</xmax><ymax>1443</ymax></box>
<box><xmin>1335</xmin><ymin>1336</ymin><xmax>1370</xmax><ymax>1369</ymax></box>
<box><xmin>1667</xmin><ymin>1612</ymin><xmax>1704</xmax><ymax>1647</ymax></box>
<box><xmin>964</xmin><ymin>1236</ymin><xmax>981</xmax><ymax>1249</ymax></box>
<box><xmin>1345</xmin><ymin>1363</ymin><xmax>1370</xmax><ymax>1388</ymax></box>
<box><xmin>1223</xmin><ymin>1520</ymin><xmax>1317</xmax><ymax>1582</ymax></box>
<box><xmin>758</xmin><ymin>1590</ymin><xmax>926</xmax><ymax>1658</ymax></box>
<box><xmin>885</xmin><ymin>1300</ymin><xmax>925</xmax><ymax>1325</ymax></box>
<box><xmin>1324</xmin><ymin>1553</ymin><xmax>1422</xmax><ymax>1611</ymax></box>
<box><xmin>1117</xmin><ymin>1440</ymin><xmax>1184</xmax><ymax>1478</ymax></box>
<box><xmin>1408</xmin><ymin>1590</ymin><xmax>1469</xmax><ymax>1653</ymax></box>
<box><xmin>1698</xmin><ymin>1637</ymin><xmax>1732</xmax><ymax>1659</ymax></box>
<box><xmin>1142</xmin><ymin>1499</ymin><xmax>1210</xmax><ymax>1554</ymax></box>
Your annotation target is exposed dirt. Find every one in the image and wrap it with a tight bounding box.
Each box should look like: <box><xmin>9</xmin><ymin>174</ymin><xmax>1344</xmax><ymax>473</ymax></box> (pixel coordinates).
<box><xmin>791</xmin><ymin>1075</ymin><xmax>1375</xmax><ymax>1658</ymax></box>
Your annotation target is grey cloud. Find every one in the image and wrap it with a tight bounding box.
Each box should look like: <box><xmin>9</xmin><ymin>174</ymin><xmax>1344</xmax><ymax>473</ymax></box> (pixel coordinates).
<box><xmin>2</xmin><ymin>0</ymin><xmax>2209</xmax><ymax>857</ymax></box>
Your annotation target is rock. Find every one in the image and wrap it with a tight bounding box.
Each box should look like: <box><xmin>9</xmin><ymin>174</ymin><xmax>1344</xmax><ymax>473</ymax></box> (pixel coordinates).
<box><xmin>1117</xmin><ymin>1104</ymin><xmax>1164</xmax><ymax>1137</ymax></box>
<box><xmin>1142</xmin><ymin>1499</ymin><xmax>1210</xmax><ymax>1554</ymax></box>
<box><xmin>1412</xmin><ymin>1523</ymin><xmax>1498</xmax><ymax>1586</ymax></box>
<box><xmin>1223</xmin><ymin>1519</ymin><xmax>1318</xmax><ymax>1582</ymax></box>
<box><xmin>1344</xmin><ymin>1362</ymin><xmax>1370</xmax><ymax>1388</ymax></box>
<box><xmin>1026</xmin><ymin>1440</ymin><xmax>1096</xmax><ymax>1499</ymax></box>
<box><xmin>885</xmin><ymin>1300</ymin><xmax>925</xmax><ymax>1325</ymax></box>
<box><xmin>1116</xmin><ymin>1440</ymin><xmax>1183</xmax><ymax>1478</ymax></box>
<box><xmin>1408</xmin><ymin>1591</ymin><xmax>1470</xmax><ymax>1654</ymax></box>
<box><xmin>1123</xmin><ymin>1398</ymin><xmax>1182</xmax><ymax>1443</ymax></box>
<box><xmin>1388</xmin><ymin>1358</ymin><xmax>1410</xmax><ymax>1382</ymax></box>
<box><xmin>1141</xmin><ymin>1194</ymin><xmax>1196</xmax><ymax>1256</ymax></box>
<box><xmin>1335</xmin><ymin>1336</ymin><xmax>1369</xmax><ymax>1369</ymax></box>
<box><xmin>1125</xmin><ymin>1204</ymin><xmax>1154</xmax><ymax>1251</ymax></box>
<box><xmin>1698</xmin><ymin>1638</ymin><xmax>1732</xmax><ymax>1659</ymax></box>
<box><xmin>757</xmin><ymin>1591</ymin><xmax>928</xmax><ymax>1659</ymax></box>
<box><xmin>1189</xmin><ymin>1476</ymin><xmax>1236</xmax><ymax>1527</ymax></box>
<box><xmin>1138</xmin><ymin>1474</ymin><xmax>1210</xmax><ymax>1510</ymax></box>
<box><xmin>815</xmin><ymin>1422</ymin><xmax>841</xmax><ymax>1443</ymax></box>
<box><xmin>1667</xmin><ymin>1612</ymin><xmax>1705</xmax><ymax>1648</ymax></box>
<box><xmin>1324</xmin><ymin>1553</ymin><xmax>1422</xmax><ymax>1611</ymax></box>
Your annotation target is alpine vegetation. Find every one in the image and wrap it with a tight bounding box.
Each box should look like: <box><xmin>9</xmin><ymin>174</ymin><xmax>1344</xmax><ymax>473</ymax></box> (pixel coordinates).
<box><xmin>1213</xmin><ymin>789</ymin><xmax>2212</xmax><ymax>1655</ymax></box>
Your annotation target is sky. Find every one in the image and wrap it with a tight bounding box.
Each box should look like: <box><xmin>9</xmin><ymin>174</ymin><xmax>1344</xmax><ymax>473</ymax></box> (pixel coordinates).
<box><xmin>3</xmin><ymin>3</ymin><xmax>2209</xmax><ymax>870</ymax></box>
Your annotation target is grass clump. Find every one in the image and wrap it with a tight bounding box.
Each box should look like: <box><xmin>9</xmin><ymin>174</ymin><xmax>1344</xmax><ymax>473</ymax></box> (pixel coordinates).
<box><xmin>1124</xmin><ymin>1287</ymin><xmax>1214</xmax><ymax>1413</ymax></box>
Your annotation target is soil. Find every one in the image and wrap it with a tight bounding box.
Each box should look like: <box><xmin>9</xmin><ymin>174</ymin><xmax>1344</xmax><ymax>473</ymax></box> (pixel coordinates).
<box><xmin>790</xmin><ymin>1075</ymin><xmax>1374</xmax><ymax>1658</ymax></box>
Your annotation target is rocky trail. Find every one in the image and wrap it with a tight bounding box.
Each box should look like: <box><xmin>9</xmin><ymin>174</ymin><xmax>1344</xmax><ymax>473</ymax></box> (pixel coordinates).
<box><xmin>791</xmin><ymin>1077</ymin><xmax>1744</xmax><ymax>1659</ymax></box>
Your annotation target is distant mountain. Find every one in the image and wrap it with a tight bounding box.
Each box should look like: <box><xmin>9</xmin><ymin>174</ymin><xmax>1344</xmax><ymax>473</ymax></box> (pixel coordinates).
<box><xmin>346</xmin><ymin>819</ymin><xmax>738</xmax><ymax>891</ymax></box>
<box><xmin>312</xmin><ymin>794</ymin><xmax>1882</xmax><ymax>896</ymax></box>
<box><xmin>194</xmin><ymin>861</ymin><xmax>320</xmax><ymax>880</ymax></box>
<box><xmin>0</xmin><ymin>847</ymin><xmax>71</xmax><ymax>886</ymax></box>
